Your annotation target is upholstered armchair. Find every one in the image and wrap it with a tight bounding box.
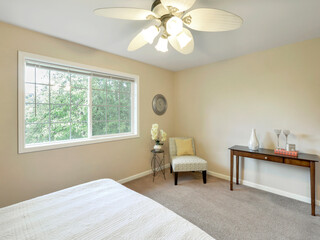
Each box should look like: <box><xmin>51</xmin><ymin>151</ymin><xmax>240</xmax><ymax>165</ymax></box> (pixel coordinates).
<box><xmin>169</xmin><ymin>137</ymin><xmax>207</xmax><ymax>185</ymax></box>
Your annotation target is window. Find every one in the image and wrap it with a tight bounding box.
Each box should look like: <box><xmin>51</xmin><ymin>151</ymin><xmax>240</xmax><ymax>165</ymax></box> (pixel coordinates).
<box><xmin>18</xmin><ymin>52</ymin><xmax>139</xmax><ymax>153</ymax></box>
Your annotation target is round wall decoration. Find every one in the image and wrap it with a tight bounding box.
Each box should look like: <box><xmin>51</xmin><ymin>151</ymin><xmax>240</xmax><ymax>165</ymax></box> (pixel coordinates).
<box><xmin>152</xmin><ymin>94</ymin><xmax>167</xmax><ymax>115</ymax></box>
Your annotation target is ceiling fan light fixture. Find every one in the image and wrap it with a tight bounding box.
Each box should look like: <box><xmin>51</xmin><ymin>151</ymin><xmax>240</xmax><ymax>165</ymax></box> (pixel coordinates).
<box><xmin>166</xmin><ymin>16</ymin><xmax>183</xmax><ymax>36</ymax></box>
<box><xmin>94</xmin><ymin>0</ymin><xmax>243</xmax><ymax>54</ymax></box>
<box><xmin>176</xmin><ymin>32</ymin><xmax>192</xmax><ymax>48</ymax></box>
<box><xmin>142</xmin><ymin>25</ymin><xmax>159</xmax><ymax>44</ymax></box>
<box><xmin>155</xmin><ymin>36</ymin><xmax>168</xmax><ymax>52</ymax></box>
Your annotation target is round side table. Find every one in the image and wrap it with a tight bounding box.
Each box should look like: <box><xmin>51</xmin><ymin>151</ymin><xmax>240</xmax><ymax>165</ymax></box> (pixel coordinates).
<box><xmin>151</xmin><ymin>149</ymin><xmax>166</xmax><ymax>182</ymax></box>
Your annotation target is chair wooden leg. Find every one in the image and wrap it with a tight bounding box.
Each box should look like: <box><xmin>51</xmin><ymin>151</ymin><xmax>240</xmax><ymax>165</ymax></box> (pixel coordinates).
<box><xmin>174</xmin><ymin>172</ymin><xmax>178</xmax><ymax>185</ymax></box>
<box><xmin>202</xmin><ymin>171</ymin><xmax>207</xmax><ymax>184</ymax></box>
<box><xmin>170</xmin><ymin>164</ymin><xmax>172</xmax><ymax>173</ymax></box>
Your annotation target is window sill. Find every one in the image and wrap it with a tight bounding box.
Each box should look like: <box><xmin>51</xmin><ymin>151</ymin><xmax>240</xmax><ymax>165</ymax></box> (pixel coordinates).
<box><xmin>19</xmin><ymin>133</ymin><xmax>139</xmax><ymax>153</ymax></box>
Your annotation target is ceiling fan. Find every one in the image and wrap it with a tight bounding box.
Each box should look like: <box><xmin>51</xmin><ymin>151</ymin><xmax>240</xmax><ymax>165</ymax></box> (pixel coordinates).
<box><xmin>94</xmin><ymin>0</ymin><xmax>243</xmax><ymax>54</ymax></box>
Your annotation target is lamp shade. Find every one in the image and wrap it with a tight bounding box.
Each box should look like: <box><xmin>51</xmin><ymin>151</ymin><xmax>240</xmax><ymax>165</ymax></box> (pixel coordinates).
<box><xmin>142</xmin><ymin>25</ymin><xmax>160</xmax><ymax>44</ymax></box>
<box><xmin>168</xmin><ymin>28</ymin><xmax>194</xmax><ymax>54</ymax></box>
<box><xmin>166</xmin><ymin>17</ymin><xmax>183</xmax><ymax>36</ymax></box>
<box><xmin>155</xmin><ymin>37</ymin><xmax>168</xmax><ymax>52</ymax></box>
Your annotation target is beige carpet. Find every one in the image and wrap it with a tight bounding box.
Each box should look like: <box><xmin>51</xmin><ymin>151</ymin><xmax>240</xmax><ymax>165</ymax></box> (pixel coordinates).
<box><xmin>124</xmin><ymin>170</ymin><xmax>320</xmax><ymax>240</ymax></box>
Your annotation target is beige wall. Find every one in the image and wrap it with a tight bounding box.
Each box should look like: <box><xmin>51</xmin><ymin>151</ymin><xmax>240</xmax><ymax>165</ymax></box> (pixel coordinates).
<box><xmin>0</xmin><ymin>22</ymin><xmax>174</xmax><ymax>207</ymax></box>
<box><xmin>174</xmin><ymin>38</ymin><xmax>320</xmax><ymax>202</ymax></box>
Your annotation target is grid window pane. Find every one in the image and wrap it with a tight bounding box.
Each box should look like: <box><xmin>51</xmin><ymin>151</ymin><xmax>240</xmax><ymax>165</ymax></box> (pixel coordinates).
<box><xmin>92</xmin><ymin>121</ymin><xmax>107</xmax><ymax>136</ymax></box>
<box><xmin>25</xmin><ymin>124</ymin><xmax>49</xmax><ymax>144</ymax></box>
<box><xmin>71</xmin><ymin>105</ymin><xmax>88</xmax><ymax>123</ymax></box>
<box><xmin>120</xmin><ymin>121</ymin><xmax>131</xmax><ymax>133</ymax></box>
<box><xmin>51</xmin><ymin>71</ymin><xmax>70</xmax><ymax>87</ymax></box>
<box><xmin>107</xmin><ymin>92</ymin><xmax>119</xmax><ymax>106</ymax></box>
<box><xmin>25</xmin><ymin>83</ymin><xmax>35</xmax><ymax>103</ymax></box>
<box><xmin>107</xmin><ymin>79</ymin><xmax>119</xmax><ymax>92</ymax></box>
<box><xmin>26</xmin><ymin>66</ymin><xmax>35</xmax><ymax>83</ymax></box>
<box><xmin>119</xmin><ymin>81</ymin><xmax>131</xmax><ymax>92</ymax></box>
<box><xmin>92</xmin><ymin>90</ymin><xmax>106</xmax><ymax>106</ymax></box>
<box><xmin>25</xmin><ymin>104</ymin><xmax>50</xmax><ymax>123</ymax></box>
<box><xmin>107</xmin><ymin>121</ymin><xmax>119</xmax><ymax>134</ymax></box>
<box><xmin>71</xmin><ymin>88</ymin><xmax>88</xmax><ymax>105</ymax></box>
<box><xmin>51</xmin><ymin>123</ymin><xmax>70</xmax><ymax>141</ymax></box>
<box><xmin>50</xmin><ymin>86</ymin><xmax>69</xmax><ymax>105</ymax></box>
<box><xmin>71</xmin><ymin>123</ymin><xmax>88</xmax><ymax>139</ymax></box>
<box><xmin>51</xmin><ymin>104</ymin><xmax>70</xmax><ymax>123</ymax></box>
<box><xmin>107</xmin><ymin>106</ymin><xmax>119</xmax><ymax>121</ymax></box>
<box><xmin>119</xmin><ymin>93</ymin><xmax>131</xmax><ymax>106</ymax></box>
<box><xmin>71</xmin><ymin>74</ymin><xmax>89</xmax><ymax>89</ymax></box>
<box><xmin>92</xmin><ymin>77</ymin><xmax>107</xmax><ymax>90</ymax></box>
<box><xmin>36</xmin><ymin>85</ymin><xmax>49</xmax><ymax>104</ymax></box>
<box><xmin>25</xmin><ymin>104</ymin><xmax>35</xmax><ymax>123</ymax></box>
<box><xmin>36</xmin><ymin>68</ymin><xmax>49</xmax><ymax>84</ymax></box>
<box><xmin>92</xmin><ymin>106</ymin><xmax>106</xmax><ymax>121</ymax></box>
<box><xmin>120</xmin><ymin>107</ymin><xmax>130</xmax><ymax>121</ymax></box>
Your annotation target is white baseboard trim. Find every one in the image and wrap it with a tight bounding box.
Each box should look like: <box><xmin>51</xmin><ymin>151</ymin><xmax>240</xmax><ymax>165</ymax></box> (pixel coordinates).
<box><xmin>118</xmin><ymin>163</ymin><xmax>170</xmax><ymax>184</ymax></box>
<box><xmin>207</xmin><ymin>170</ymin><xmax>320</xmax><ymax>206</ymax></box>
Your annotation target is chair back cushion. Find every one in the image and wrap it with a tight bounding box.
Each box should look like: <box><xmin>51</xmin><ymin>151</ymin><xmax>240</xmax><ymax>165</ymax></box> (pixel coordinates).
<box><xmin>169</xmin><ymin>137</ymin><xmax>196</xmax><ymax>159</ymax></box>
<box><xmin>175</xmin><ymin>138</ymin><xmax>195</xmax><ymax>156</ymax></box>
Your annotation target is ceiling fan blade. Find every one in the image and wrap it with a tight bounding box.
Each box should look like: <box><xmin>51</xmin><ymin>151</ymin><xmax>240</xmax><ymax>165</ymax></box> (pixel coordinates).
<box><xmin>168</xmin><ymin>28</ymin><xmax>194</xmax><ymax>54</ymax></box>
<box><xmin>183</xmin><ymin>8</ymin><xmax>243</xmax><ymax>32</ymax></box>
<box><xmin>94</xmin><ymin>8</ymin><xmax>157</xmax><ymax>21</ymax></box>
<box><xmin>128</xmin><ymin>31</ymin><xmax>149</xmax><ymax>52</ymax></box>
<box><xmin>161</xmin><ymin>0</ymin><xmax>196</xmax><ymax>13</ymax></box>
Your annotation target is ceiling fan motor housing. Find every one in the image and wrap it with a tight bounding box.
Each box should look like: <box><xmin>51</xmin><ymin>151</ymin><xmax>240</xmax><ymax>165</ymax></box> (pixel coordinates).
<box><xmin>151</xmin><ymin>0</ymin><xmax>182</xmax><ymax>37</ymax></box>
<box><xmin>151</xmin><ymin>0</ymin><xmax>176</xmax><ymax>19</ymax></box>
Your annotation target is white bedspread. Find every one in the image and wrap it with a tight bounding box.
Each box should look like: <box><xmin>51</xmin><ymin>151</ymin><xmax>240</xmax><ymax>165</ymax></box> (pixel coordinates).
<box><xmin>0</xmin><ymin>179</ymin><xmax>213</xmax><ymax>240</ymax></box>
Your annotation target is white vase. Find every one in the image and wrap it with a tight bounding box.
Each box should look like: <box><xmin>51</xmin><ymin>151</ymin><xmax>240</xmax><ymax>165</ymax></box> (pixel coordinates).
<box><xmin>248</xmin><ymin>128</ymin><xmax>259</xmax><ymax>151</ymax></box>
<box><xmin>154</xmin><ymin>145</ymin><xmax>162</xmax><ymax>151</ymax></box>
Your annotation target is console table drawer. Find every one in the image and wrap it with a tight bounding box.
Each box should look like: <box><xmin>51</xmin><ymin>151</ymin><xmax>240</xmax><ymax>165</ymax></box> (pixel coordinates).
<box><xmin>284</xmin><ymin>158</ymin><xmax>310</xmax><ymax>167</ymax></box>
<box><xmin>234</xmin><ymin>151</ymin><xmax>283</xmax><ymax>163</ymax></box>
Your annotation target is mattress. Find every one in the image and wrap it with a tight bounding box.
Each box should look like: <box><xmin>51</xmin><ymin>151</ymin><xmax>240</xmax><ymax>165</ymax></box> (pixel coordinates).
<box><xmin>0</xmin><ymin>179</ymin><xmax>213</xmax><ymax>240</ymax></box>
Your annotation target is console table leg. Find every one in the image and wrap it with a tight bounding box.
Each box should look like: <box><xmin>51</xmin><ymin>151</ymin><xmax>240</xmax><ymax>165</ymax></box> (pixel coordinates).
<box><xmin>236</xmin><ymin>155</ymin><xmax>239</xmax><ymax>185</ymax></box>
<box><xmin>310</xmin><ymin>162</ymin><xmax>315</xmax><ymax>216</ymax></box>
<box><xmin>230</xmin><ymin>150</ymin><xmax>234</xmax><ymax>191</ymax></box>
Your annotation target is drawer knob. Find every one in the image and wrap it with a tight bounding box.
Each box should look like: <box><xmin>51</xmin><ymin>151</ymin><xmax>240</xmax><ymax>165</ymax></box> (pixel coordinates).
<box><xmin>265</xmin><ymin>157</ymin><xmax>268</xmax><ymax>159</ymax></box>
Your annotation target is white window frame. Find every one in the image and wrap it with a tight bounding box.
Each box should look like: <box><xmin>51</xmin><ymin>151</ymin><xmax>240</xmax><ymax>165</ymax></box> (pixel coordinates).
<box><xmin>18</xmin><ymin>51</ymin><xmax>139</xmax><ymax>153</ymax></box>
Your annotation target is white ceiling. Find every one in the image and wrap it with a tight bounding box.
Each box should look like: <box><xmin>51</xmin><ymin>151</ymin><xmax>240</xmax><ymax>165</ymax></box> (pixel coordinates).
<box><xmin>0</xmin><ymin>0</ymin><xmax>320</xmax><ymax>71</ymax></box>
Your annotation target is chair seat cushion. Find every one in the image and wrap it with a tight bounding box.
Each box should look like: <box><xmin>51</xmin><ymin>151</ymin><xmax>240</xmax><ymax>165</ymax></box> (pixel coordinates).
<box><xmin>172</xmin><ymin>156</ymin><xmax>207</xmax><ymax>172</ymax></box>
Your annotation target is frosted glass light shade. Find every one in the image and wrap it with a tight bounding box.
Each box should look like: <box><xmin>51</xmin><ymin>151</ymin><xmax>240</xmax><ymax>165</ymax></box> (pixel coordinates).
<box><xmin>166</xmin><ymin>17</ymin><xmax>183</xmax><ymax>36</ymax></box>
<box><xmin>176</xmin><ymin>32</ymin><xmax>192</xmax><ymax>48</ymax></box>
<box><xmin>168</xmin><ymin>28</ymin><xmax>194</xmax><ymax>54</ymax></box>
<box><xmin>161</xmin><ymin>0</ymin><xmax>196</xmax><ymax>12</ymax></box>
<box><xmin>155</xmin><ymin>37</ymin><xmax>168</xmax><ymax>52</ymax></box>
<box><xmin>142</xmin><ymin>26</ymin><xmax>159</xmax><ymax>44</ymax></box>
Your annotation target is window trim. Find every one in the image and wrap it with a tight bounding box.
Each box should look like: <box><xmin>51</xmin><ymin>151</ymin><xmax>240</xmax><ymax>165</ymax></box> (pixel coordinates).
<box><xmin>18</xmin><ymin>51</ymin><xmax>139</xmax><ymax>153</ymax></box>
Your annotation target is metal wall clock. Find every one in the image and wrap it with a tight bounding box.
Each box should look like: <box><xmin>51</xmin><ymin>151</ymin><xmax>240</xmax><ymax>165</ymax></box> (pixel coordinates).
<box><xmin>152</xmin><ymin>94</ymin><xmax>167</xmax><ymax>115</ymax></box>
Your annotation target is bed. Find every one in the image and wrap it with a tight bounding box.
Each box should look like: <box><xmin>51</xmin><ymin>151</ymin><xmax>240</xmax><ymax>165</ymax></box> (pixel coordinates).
<box><xmin>0</xmin><ymin>179</ymin><xmax>213</xmax><ymax>239</ymax></box>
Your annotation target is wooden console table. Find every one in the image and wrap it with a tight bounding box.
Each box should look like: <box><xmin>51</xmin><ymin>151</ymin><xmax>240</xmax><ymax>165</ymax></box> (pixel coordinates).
<box><xmin>229</xmin><ymin>145</ymin><xmax>319</xmax><ymax>216</ymax></box>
